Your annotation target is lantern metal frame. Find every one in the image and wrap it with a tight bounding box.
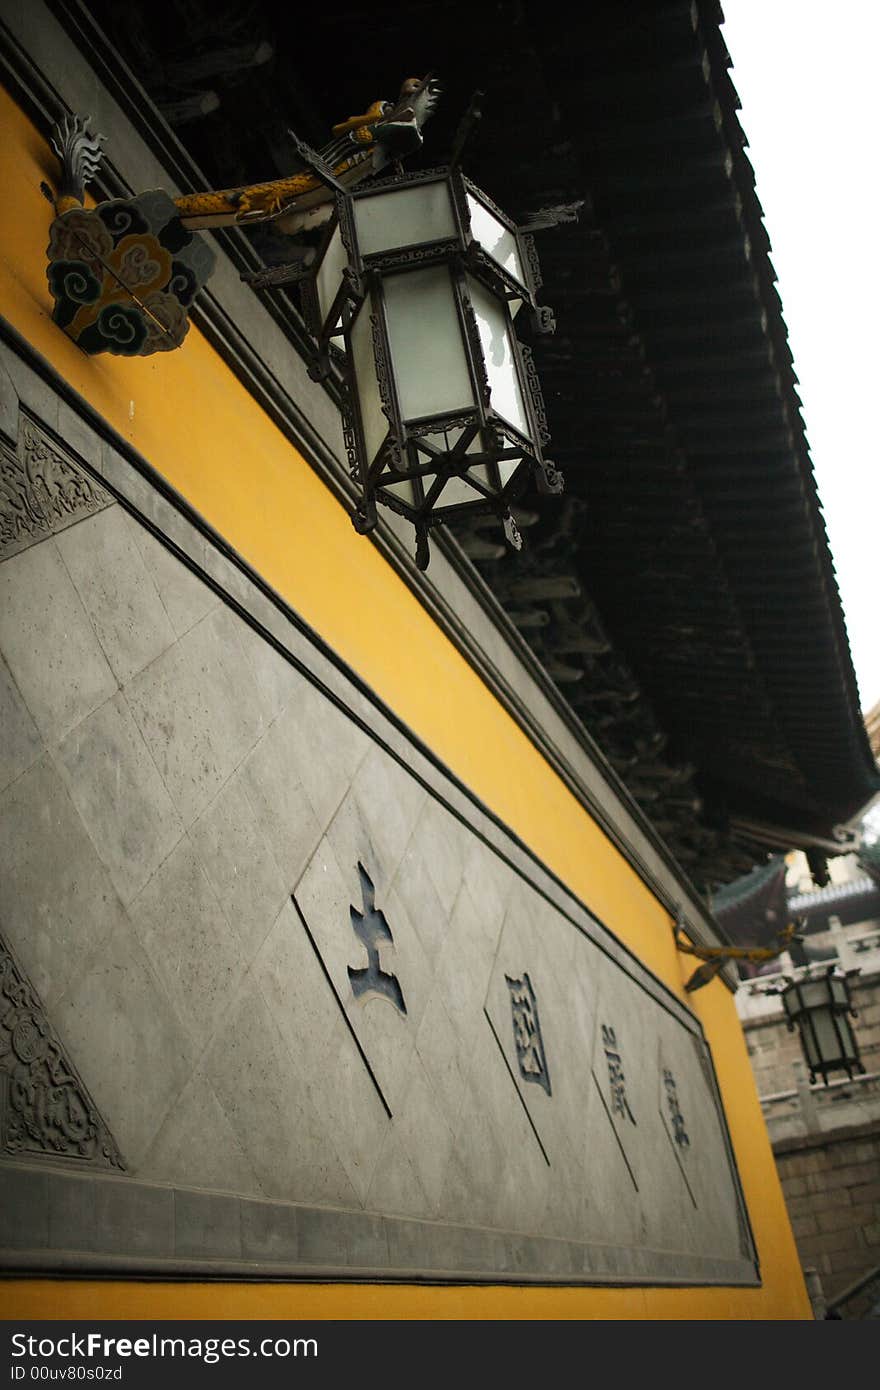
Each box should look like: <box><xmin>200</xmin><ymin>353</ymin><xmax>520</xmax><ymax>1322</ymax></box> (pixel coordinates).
<box><xmin>301</xmin><ymin>165</ymin><xmax>563</xmax><ymax>569</ymax></box>
<box><xmin>778</xmin><ymin>964</ymin><xmax>865</xmax><ymax>1085</ymax></box>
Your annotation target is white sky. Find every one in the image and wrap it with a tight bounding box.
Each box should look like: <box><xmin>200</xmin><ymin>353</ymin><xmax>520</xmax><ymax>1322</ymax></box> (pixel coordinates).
<box><xmin>720</xmin><ymin>2</ymin><xmax>879</xmax><ymax>714</ymax></box>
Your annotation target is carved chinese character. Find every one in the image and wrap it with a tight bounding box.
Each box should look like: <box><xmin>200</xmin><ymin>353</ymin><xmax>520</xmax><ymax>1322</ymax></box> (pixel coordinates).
<box><xmin>505</xmin><ymin>972</ymin><xmax>551</xmax><ymax>1096</ymax></box>
<box><xmin>347</xmin><ymin>862</ymin><xmax>406</xmax><ymax>1015</ymax></box>
<box><xmin>602</xmin><ymin>1023</ymin><xmax>636</xmax><ymax>1125</ymax></box>
<box><xmin>663</xmin><ymin>1067</ymin><xmax>690</xmax><ymax>1148</ymax></box>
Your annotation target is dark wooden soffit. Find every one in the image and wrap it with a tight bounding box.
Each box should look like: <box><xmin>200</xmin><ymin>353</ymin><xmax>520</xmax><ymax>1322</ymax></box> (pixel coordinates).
<box><xmin>72</xmin><ymin>0</ymin><xmax>880</xmax><ymax>887</ymax></box>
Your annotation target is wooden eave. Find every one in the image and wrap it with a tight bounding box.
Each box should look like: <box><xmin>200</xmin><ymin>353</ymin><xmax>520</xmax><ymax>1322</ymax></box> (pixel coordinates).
<box><xmin>67</xmin><ymin>0</ymin><xmax>880</xmax><ymax>884</ymax></box>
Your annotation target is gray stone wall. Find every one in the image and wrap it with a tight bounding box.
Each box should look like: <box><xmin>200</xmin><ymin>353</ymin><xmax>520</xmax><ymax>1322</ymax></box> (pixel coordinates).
<box><xmin>776</xmin><ymin>1123</ymin><xmax>880</xmax><ymax>1306</ymax></box>
<box><xmin>0</xmin><ymin>344</ymin><xmax>756</xmax><ymax>1284</ymax></box>
<box><xmin>737</xmin><ymin>927</ymin><xmax>880</xmax><ymax>1311</ymax></box>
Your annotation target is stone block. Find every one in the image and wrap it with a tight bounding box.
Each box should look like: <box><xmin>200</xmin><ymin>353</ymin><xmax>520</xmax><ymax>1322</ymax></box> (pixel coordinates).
<box><xmin>188</xmin><ymin>771</ymin><xmax>288</xmax><ymax>962</ymax></box>
<box><xmin>817</xmin><ymin>1203</ymin><xmax>874</xmax><ymax>1235</ymax></box>
<box><xmin>292</xmin><ymin>836</ymin><xmax>361</xmax><ymax>1006</ymax></box>
<box><xmin>238</xmin><ymin>714</ymin><xmax>323</xmax><ymax>890</ymax></box>
<box><xmin>0</xmin><ymin>352</ymin><xmax>57</xmax><ymax>434</ymax></box>
<box><xmin>442</xmin><ymin>1079</ymin><xmax>508</xmax><ymax>1230</ymax></box>
<box><xmin>240</xmin><ymin>1200</ymin><xmax>299</xmax><ymax>1263</ymax></box>
<box><xmin>126</xmin><ymin>515</ymin><xmax>218</xmax><ymax>638</ymax></box>
<box><xmin>383</xmin><ymin>1216</ymin><xmax>452</xmax><ymax>1273</ymax></box>
<box><xmin>0</xmin><ymin>538</ymin><xmax>116</xmax><ymax>744</ymax></box>
<box><xmin>779</xmin><ymin>1153</ymin><xmax>812</xmax><ymax>1179</ymax></box>
<box><xmin>254</xmin><ymin>898</ymin><xmax>344</xmax><ymax>1086</ymax></box>
<box><xmin>0</xmin><ymin>653</ymin><xmax>42</xmax><ymax>793</ymax></box>
<box><xmin>201</xmin><ymin>978</ymin><xmax>357</xmax><ymax>1208</ymax></box>
<box><xmin>436</xmin><ymin>1222</ymin><xmax>506</xmax><ymax>1274</ymax></box>
<box><xmin>390</xmin><ymin>1054</ymin><xmax>455</xmax><ymax>1216</ymax></box>
<box><xmin>127</xmin><ymin>836</ymin><xmax>246</xmax><ymax>1052</ymax></box>
<box><xmin>414</xmin><ymin>991</ymin><xmax>467</xmax><ymax>1132</ymax></box>
<box><xmin>174</xmin><ymin>1189</ymin><xmax>240</xmax><ymax>1260</ymax></box>
<box><xmin>349</xmin><ymin>746</ymin><xmax>426</xmax><ymax>881</ymax></box>
<box><xmin>849</xmin><ymin>1180</ymin><xmax>880</xmax><ymax>1207</ymax></box>
<box><xmin>781</xmin><ymin>1175</ymin><xmax>808</xmax><ymax>1199</ymax></box>
<box><xmin>403</xmin><ymin>798</ymin><xmax>467</xmax><ymax>918</ymax></box>
<box><xmin>56</xmin><ymin>508</ymin><xmax>176</xmax><ymax>684</ymax></box>
<box><xmin>462</xmin><ymin>836</ymin><xmax>513</xmax><ymax>947</ymax></box>
<box><xmin>138</xmin><ymin>1071</ymin><xmax>259</xmax><ymax>1196</ymax></box>
<box><xmin>798</xmin><ymin>1226</ymin><xmax>857</xmax><ymax>1256</ymax></box>
<box><xmin>53</xmin><ymin>691</ymin><xmax>184</xmax><ymax>906</ymax></box>
<box><xmin>277</xmin><ymin>681</ymin><xmax>370</xmax><ymax>830</ymax></box>
<box><xmin>297</xmin><ymin>1207</ymin><xmax>388</xmax><ymax>1269</ymax></box>
<box><xmin>306</xmin><ymin>1015</ymin><xmax>390</xmax><ymax>1207</ymax></box>
<box><xmin>0</xmin><ymin>1167</ymin><xmax>48</xmax><ymax>1249</ymax></box>
<box><xmin>0</xmin><ymin>353</ymin><xmax>18</xmax><ymax>442</ymax></box>
<box><xmin>126</xmin><ymin>607</ymin><xmax>267</xmax><ymax>827</ymax></box>
<box><xmin>323</xmin><ymin>788</ymin><xmax>391</xmax><ymax>905</ymax></box>
<box><xmin>828</xmin><ymin>1247</ymin><xmax>875</xmax><ymax>1276</ymax></box>
<box><xmin>791</xmin><ymin>1214</ymin><xmax>818</xmax><ymax>1240</ymax></box>
<box><xmin>526</xmin><ymin>1234</ymin><xmax>582</xmax><ymax>1277</ymax></box>
<box><xmin>94</xmin><ymin>1180</ymin><xmax>173</xmax><ymax>1257</ymax></box>
<box><xmin>232</xmin><ymin>618</ymin><xmax>300</xmax><ymax>727</ymax></box>
<box><xmin>0</xmin><ymin>754</ymin><xmax>128</xmax><ymax>1008</ymax></box>
<box><xmin>805</xmin><ymin>1172</ymin><xmax>840</xmax><ymax>1197</ymax></box>
<box><xmin>55</xmin><ymin>400</ymin><xmax>99</xmax><ymax>469</ymax></box>
<box><xmin>785</xmin><ymin>1194</ymin><xmax>818</xmax><ymax>1219</ymax></box>
<box><xmin>53</xmin><ymin>914</ymin><xmax>196</xmax><ymax>1168</ymax></box>
<box><xmin>830</xmin><ymin>1161</ymin><xmax>878</xmax><ymax>1189</ymax></box>
<box><xmin>365</xmin><ymin>1128</ymin><xmax>431</xmax><ymax>1221</ymax></box>
<box><xmin>389</xmin><ymin>836</ymin><xmax>449</xmax><ymax>966</ymax></box>
<box><xmin>48</xmin><ymin>1173</ymin><xmax>96</xmax><ymax>1253</ymax></box>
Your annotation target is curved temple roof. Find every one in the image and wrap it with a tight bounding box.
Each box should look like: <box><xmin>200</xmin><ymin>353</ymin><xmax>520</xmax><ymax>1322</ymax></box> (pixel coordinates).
<box><xmin>75</xmin><ymin>0</ymin><xmax>880</xmax><ymax>887</ymax></box>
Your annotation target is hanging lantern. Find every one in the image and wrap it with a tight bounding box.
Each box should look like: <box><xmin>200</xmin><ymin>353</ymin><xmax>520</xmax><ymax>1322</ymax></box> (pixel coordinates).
<box><xmin>779</xmin><ymin>966</ymin><xmax>864</xmax><ymax>1085</ymax></box>
<box><xmin>302</xmin><ymin>166</ymin><xmax>563</xmax><ymax>569</ymax></box>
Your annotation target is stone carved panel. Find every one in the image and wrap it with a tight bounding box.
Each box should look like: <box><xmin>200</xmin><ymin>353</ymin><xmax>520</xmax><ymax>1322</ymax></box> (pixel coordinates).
<box><xmin>0</xmin><ymin>392</ymin><xmax>757</xmax><ymax>1282</ymax></box>
<box><xmin>0</xmin><ymin>931</ymin><xmax>124</xmax><ymax>1169</ymax></box>
<box><xmin>0</xmin><ymin>414</ymin><xmax>111</xmax><ymax>561</ymax></box>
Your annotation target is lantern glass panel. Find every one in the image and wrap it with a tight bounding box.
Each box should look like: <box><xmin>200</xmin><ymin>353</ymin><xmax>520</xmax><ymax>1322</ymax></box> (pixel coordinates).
<box><xmin>799</xmin><ymin>979</ymin><xmax>829</xmax><ymax>1011</ymax></box>
<box><xmin>801</xmin><ymin>1018</ymin><xmax>821</xmax><ymax>1069</ymax></box>
<box><xmin>383</xmin><ymin>478</ymin><xmax>417</xmax><ymax>505</ymax></box>
<box><xmin>466</xmin><ymin>192</ymin><xmax>525</xmax><ymax>287</ymax></box>
<box><xmin>829</xmin><ymin>975</ymin><xmax>849</xmax><ymax>1007</ymax></box>
<box><xmin>840</xmin><ymin>1018</ymin><xmax>859</xmax><ymax>1062</ymax></box>
<box><xmin>467</xmin><ymin>275</ymin><xmax>530</xmax><ymax>437</ymax></box>
<box><xmin>354</xmin><ymin>181</ymin><xmax>456</xmax><ymax>257</ymax></box>
<box><xmin>316</xmin><ymin>224</ymin><xmax>347</xmax><ymax>334</ymax></box>
<box><xmin>350</xmin><ymin>295</ymin><xmax>388</xmax><ymax>466</ymax></box>
<box><xmin>383</xmin><ymin>268</ymin><xmax>475</xmax><ymax>420</ymax></box>
<box><xmin>810</xmin><ymin>1007</ymin><xmax>841</xmax><ymax>1066</ymax></box>
<box><xmin>438</xmin><ymin>471</ymin><xmax>487</xmax><ymax>506</ymax></box>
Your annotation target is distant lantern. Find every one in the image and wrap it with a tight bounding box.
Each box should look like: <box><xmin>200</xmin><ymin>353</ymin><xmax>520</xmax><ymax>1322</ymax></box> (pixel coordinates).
<box><xmin>302</xmin><ymin>166</ymin><xmax>563</xmax><ymax>569</ymax></box>
<box><xmin>779</xmin><ymin>966</ymin><xmax>865</xmax><ymax>1085</ymax></box>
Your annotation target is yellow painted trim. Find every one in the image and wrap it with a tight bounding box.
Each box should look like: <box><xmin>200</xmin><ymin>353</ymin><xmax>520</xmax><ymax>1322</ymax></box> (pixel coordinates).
<box><xmin>0</xmin><ymin>86</ymin><xmax>810</xmax><ymax>1318</ymax></box>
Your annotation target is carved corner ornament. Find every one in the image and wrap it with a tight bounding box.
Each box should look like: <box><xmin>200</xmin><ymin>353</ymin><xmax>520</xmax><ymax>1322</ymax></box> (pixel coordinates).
<box><xmin>0</xmin><ymin>931</ymin><xmax>124</xmax><ymax>1170</ymax></box>
<box><xmin>0</xmin><ymin>414</ymin><xmax>112</xmax><ymax>562</ymax></box>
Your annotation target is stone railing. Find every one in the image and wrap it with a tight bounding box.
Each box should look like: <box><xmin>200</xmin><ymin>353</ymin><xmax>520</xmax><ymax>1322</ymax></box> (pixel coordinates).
<box><xmin>759</xmin><ymin>1066</ymin><xmax>880</xmax><ymax>1144</ymax></box>
<box><xmin>826</xmin><ymin>1263</ymin><xmax>880</xmax><ymax>1319</ymax></box>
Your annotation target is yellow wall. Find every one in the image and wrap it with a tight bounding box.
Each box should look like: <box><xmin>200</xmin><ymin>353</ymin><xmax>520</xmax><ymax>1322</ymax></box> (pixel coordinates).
<box><xmin>0</xmin><ymin>87</ymin><xmax>809</xmax><ymax>1319</ymax></box>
